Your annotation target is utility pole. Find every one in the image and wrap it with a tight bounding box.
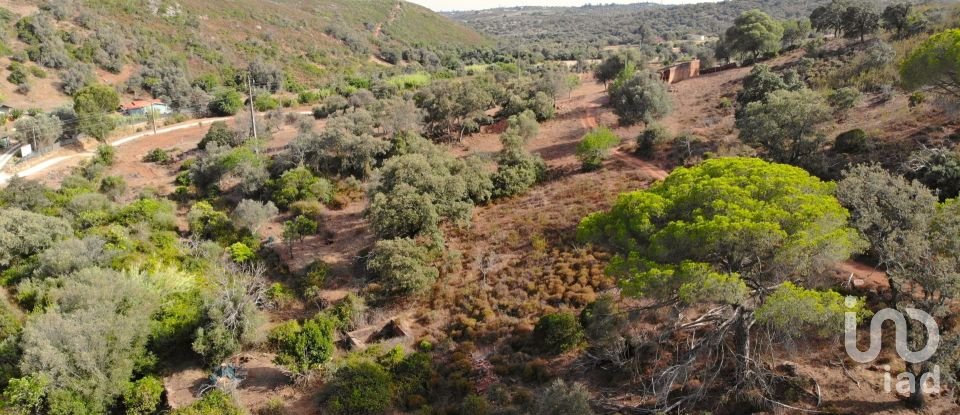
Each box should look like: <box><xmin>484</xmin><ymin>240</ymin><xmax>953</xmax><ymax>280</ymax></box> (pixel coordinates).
<box><xmin>149</xmin><ymin>107</ymin><xmax>158</xmax><ymax>135</ymax></box>
<box><xmin>31</xmin><ymin>123</ymin><xmax>38</xmax><ymax>153</ymax></box>
<box><xmin>247</xmin><ymin>71</ymin><xmax>258</xmax><ymax>141</ymax></box>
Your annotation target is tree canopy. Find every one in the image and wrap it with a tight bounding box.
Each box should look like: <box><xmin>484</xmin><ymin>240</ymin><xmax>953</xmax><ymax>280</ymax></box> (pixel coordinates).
<box><xmin>721</xmin><ymin>9</ymin><xmax>783</xmax><ymax>59</ymax></box>
<box><xmin>901</xmin><ymin>29</ymin><xmax>960</xmax><ymax>98</ymax></box>
<box><xmin>578</xmin><ymin>157</ymin><xmax>865</xmax><ymax>408</ymax></box>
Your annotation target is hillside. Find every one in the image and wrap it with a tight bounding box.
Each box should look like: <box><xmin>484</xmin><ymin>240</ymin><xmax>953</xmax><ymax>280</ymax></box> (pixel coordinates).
<box><xmin>449</xmin><ymin>0</ymin><xmax>836</xmax><ymax>55</ymax></box>
<box><xmin>0</xmin><ymin>0</ymin><xmax>489</xmax><ymax>110</ymax></box>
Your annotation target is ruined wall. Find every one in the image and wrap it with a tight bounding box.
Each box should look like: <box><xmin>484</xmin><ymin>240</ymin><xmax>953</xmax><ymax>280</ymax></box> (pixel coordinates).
<box><xmin>659</xmin><ymin>59</ymin><xmax>701</xmax><ymax>84</ymax></box>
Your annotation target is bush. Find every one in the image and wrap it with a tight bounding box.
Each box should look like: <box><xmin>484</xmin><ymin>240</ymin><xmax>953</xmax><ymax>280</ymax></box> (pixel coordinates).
<box><xmin>228</xmin><ymin>242</ymin><xmax>255</xmax><ymax>263</ymax></box>
<box><xmin>325</xmin><ymin>360</ymin><xmax>393</xmax><ymax>415</ymax></box>
<box><xmin>199</xmin><ymin>121</ymin><xmax>237</xmax><ymax>150</ymax></box>
<box><xmin>143</xmin><ymin>148</ymin><xmax>171</xmax><ymax>164</ymax></box>
<box><xmin>531</xmin><ymin>380</ymin><xmax>594</xmax><ymax>415</ymax></box>
<box><xmin>273</xmin><ymin>315</ymin><xmax>336</xmax><ymax>374</ymax></box>
<box><xmin>909</xmin><ymin>91</ymin><xmax>925</xmax><ymax>108</ymax></box>
<box><xmin>367</xmin><ymin>184</ymin><xmax>440</xmax><ymax>239</ymax></box>
<box><xmin>576</xmin><ymin>127</ymin><xmax>620</xmax><ymax>171</ymax></box>
<box><xmin>827</xmin><ymin>87</ymin><xmax>861</xmax><ymax>115</ymax></box>
<box><xmin>834</xmin><ymin>129</ymin><xmax>869</xmax><ymax>154</ymax></box>
<box><xmin>609</xmin><ymin>72</ymin><xmax>671</xmax><ymax>126</ymax></box>
<box><xmin>533</xmin><ymin>313</ymin><xmax>584</xmax><ymax>355</ymax></box>
<box><xmin>636</xmin><ymin>123</ymin><xmax>670</xmax><ymax>157</ymax></box>
<box><xmin>210</xmin><ymin>88</ymin><xmax>243</xmax><ymax>116</ymax></box>
<box><xmin>170</xmin><ymin>390</ymin><xmax>243</xmax><ymax>415</ymax></box>
<box><xmin>254</xmin><ymin>94</ymin><xmax>280</xmax><ymax>111</ymax></box>
<box><xmin>271</xmin><ymin>166</ymin><xmax>333</xmax><ymax>209</ymax></box>
<box><xmin>99</xmin><ymin>175</ymin><xmax>127</xmax><ymax>200</ymax></box>
<box><xmin>123</xmin><ymin>376</ymin><xmax>164</xmax><ymax>415</ymax></box>
<box><xmin>367</xmin><ymin>238</ymin><xmax>438</xmax><ymax>296</ymax></box>
<box><xmin>492</xmin><ymin>148</ymin><xmax>545</xmax><ymax>198</ymax></box>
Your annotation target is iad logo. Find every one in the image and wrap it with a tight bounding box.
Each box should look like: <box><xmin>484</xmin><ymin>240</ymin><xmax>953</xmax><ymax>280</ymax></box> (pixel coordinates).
<box><xmin>843</xmin><ymin>296</ymin><xmax>941</xmax><ymax>394</ymax></box>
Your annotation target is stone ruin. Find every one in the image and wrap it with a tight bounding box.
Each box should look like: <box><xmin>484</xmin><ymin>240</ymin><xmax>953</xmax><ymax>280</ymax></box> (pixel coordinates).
<box><xmin>658</xmin><ymin>59</ymin><xmax>701</xmax><ymax>84</ymax></box>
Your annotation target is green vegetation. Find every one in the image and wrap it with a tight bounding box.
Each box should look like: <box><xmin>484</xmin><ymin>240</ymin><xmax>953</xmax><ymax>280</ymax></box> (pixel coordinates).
<box><xmin>576</xmin><ymin>127</ymin><xmax>620</xmax><ymax>171</ymax></box>
<box><xmin>901</xmin><ymin>29</ymin><xmax>960</xmax><ymax>98</ymax></box>
<box><xmin>579</xmin><ymin>157</ymin><xmax>866</xmax><ymax>409</ymax></box>
<box><xmin>720</xmin><ymin>9</ymin><xmax>783</xmax><ymax>60</ymax></box>
<box><xmin>533</xmin><ymin>313</ymin><xmax>584</xmax><ymax>355</ymax></box>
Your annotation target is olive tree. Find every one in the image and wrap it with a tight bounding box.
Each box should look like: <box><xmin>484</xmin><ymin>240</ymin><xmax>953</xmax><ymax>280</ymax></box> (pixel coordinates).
<box><xmin>608</xmin><ymin>72</ymin><xmax>671</xmax><ymax>126</ymax></box>
<box><xmin>231</xmin><ymin>199</ymin><xmax>278</xmax><ymax>235</ymax></box>
<box><xmin>0</xmin><ymin>209</ymin><xmax>72</xmax><ymax>266</ymax></box>
<box><xmin>837</xmin><ymin>164</ymin><xmax>960</xmax><ymax>408</ymax></box>
<box><xmin>578</xmin><ymin>157</ymin><xmax>865</xmax><ymax>410</ymax></box>
<box><xmin>736</xmin><ymin>88</ymin><xmax>832</xmax><ymax>165</ymax></box>
<box><xmin>193</xmin><ymin>263</ymin><xmax>267</xmax><ymax>366</ymax></box>
<box><xmin>18</xmin><ymin>267</ymin><xmax>158</xmax><ymax>414</ymax></box>
<box><xmin>367</xmin><ymin>238</ymin><xmax>439</xmax><ymax>296</ymax></box>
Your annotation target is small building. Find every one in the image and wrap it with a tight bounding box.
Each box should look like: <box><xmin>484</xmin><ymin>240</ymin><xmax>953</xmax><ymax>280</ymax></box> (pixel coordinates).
<box><xmin>119</xmin><ymin>99</ymin><xmax>172</xmax><ymax>116</ymax></box>
<box><xmin>658</xmin><ymin>59</ymin><xmax>701</xmax><ymax>84</ymax></box>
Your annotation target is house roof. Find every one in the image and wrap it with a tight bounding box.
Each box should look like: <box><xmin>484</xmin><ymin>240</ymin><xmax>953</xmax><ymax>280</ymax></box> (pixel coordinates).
<box><xmin>120</xmin><ymin>99</ymin><xmax>165</xmax><ymax>111</ymax></box>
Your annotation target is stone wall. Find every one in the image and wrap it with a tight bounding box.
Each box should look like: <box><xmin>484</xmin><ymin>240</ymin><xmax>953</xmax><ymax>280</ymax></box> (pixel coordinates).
<box><xmin>659</xmin><ymin>59</ymin><xmax>701</xmax><ymax>84</ymax></box>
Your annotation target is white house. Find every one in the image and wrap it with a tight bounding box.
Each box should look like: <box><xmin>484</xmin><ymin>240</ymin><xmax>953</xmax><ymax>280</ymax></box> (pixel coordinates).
<box><xmin>120</xmin><ymin>99</ymin><xmax>172</xmax><ymax>117</ymax></box>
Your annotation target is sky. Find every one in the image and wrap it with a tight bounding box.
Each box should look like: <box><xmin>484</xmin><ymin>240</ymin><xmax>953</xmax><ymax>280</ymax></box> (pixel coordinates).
<box><xmin>408</xmin><ymin>0</ymin><xmax>722</xmax><ymax>12</ymax></box>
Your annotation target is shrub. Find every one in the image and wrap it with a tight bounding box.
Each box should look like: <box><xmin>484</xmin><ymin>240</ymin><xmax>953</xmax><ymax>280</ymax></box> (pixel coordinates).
<box><xmin>533</xmin><ymin>313</ymin><xmax>584</xmax><ymax>355</ymax></box>
<box><xmin>94</xmin><ymin>144</ymin><xmax>116</xmax><ymax>166</ymax></box>
<box><xmin>254</xmin><ymin>94</ymin><xmax>280</xmax><ymax>111</ymax></box>
<box><xmin>909</xmin><ymin>148</ymin><xmax>960</xmax><ymax>200</ymax></box>
<box><xmin>834</xmin><ymin>129</ymin><xmax>869</xmax><ymax>154</ymax></box>
<box><xmin>531</xmin><ymin>380</ymin><xmax>594</xmax><ymax>415</ymax></box>
<box><xmin>327</xmin><ymin>293</ymin><xmax>367</xmax><ymax>330</ymax></box>
<box><xmin>909</xmin><ymin>91</ymin><xmax>925</xmax><ymax>108</ymax></box>
<box><xmin>273</xmin><ymin>315</ymin><xmax>337</xmax><ymax>374</ymax></box>
<box><xmin>199</xmin><ymin>121</ymin><xmax>237</xmax><ymax>150</ymax></box>
<box><xmin>827</xmin><ymin>87</ymin><xmax>861</xmax><ymax>115</ymax></box>
<box><xmin>123</xmin><ymin>376</ymin><xmax>164</xmax><ymax>415</ymax></box>
<box><xmin>492</xmin><ymin>148</ymin><xmax>545</xmax><ymax>198</ymax></box>
<box><xmin>367</xmin><ymin>238</ymin><xmax>438</xmax><ymax>296</ymax></box>
<box><xmin>271</xmin><ymin>166</ymin><xmax>333</xmax><ymax>209</ymax></box>
<box><xmin>231</xmin><ymin>199</ymin><xmax>278</xmax><ymax>235</ymax></box>
<box><xmin>636</xmin><ymin>123</ymin><xmax>670</xmax><ymax>157</ymax></box>
<box><xmin>460</xmin><ymin>395</ymin><xmax>490</xmax><ymax>414</ymax></box>
<box><xmin>143</xmin><ymin>148</ymin><xmax>171</xmax><ymax>164</ymax></box>
<box><xmin>170</xmin><ymin>390</ymin><xmax>243</xmax><ymax>415</ymax></box>
<box><xmin>210</xmin><ymin>88</ymin><xmax>243</xmax><ymax>116</ymax></box>
<box><xmin>325</xmin><ymin>360</ymin><xmax>393</xmax><ymax>415</ymax></box>
<box><xmin>367</xmin><ymin>184</ymin><xmax>440</xmax><ymax>239</ymax></box>
<box><xmin>187</xmin><ymin>201</ymin><xmax>233</xmax><ymax>241</ymax></box>
<box><xmin>228</xmin><ymin>242</ymin><xmax>255</xmax><ymax>263</ymax></box>
<box><xmin>609</xmin><ymin>72</ymin><xmax>671</xmax><ymax>126</ymax></box>
<box><xmin>576</xmin><ymin>127</ymin><xmax>620</xmax><ymax>171</ymax></box>
<box><xmin>99</xmin><ymin>175</ymin><xmax>127</xmax><ymax>200</ymax></box>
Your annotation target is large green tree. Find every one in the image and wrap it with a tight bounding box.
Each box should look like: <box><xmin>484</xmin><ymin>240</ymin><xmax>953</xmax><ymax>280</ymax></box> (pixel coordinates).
<box><xmin>901</xmin><ymin>29</ymin><xmax>960</xmax><ymax>98</ymax></box>
<box><xmin>736</xmin><ymin>88</ymin><xmax>832</xmax><ymax>165</ymax></box>
<box><xmin>73</xmin><ymin>84</ymin><xmax>119</xmax><ymax>141</ymax></box>
<box><xmin>608</xmin><ymin>72</ymin><xmax>671</xmax><ymax>126</ymax></box>
<box><xmin>722</xmin><ymin>9</ymin><xmax>784</xmax><ymax>59</ymax></box>
<box><xmin>578</xmin><ymin>157</ymin><xmax>865</xmax><ymax>410</ymax></box>
<box><xmin>811</xmin><ymin>0</ymin><xmax>848</xmax><ymax>37</ymax></box>
<box><xmin>841</xmin><ymin>3</ymin><xmax>881</xmax><ymax>42</ymax></box>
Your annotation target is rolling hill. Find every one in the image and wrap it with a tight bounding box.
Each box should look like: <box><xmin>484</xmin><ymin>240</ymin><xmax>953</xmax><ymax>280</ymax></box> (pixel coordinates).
<box><xmin>0</xmin><ymin>0</ymin><xmax>490</xmax><ymax>110</ymax></box>
<box><xmin>447</xmin><ymin>0</ymin><xmax>831</xmax><ymax>52</ymax></box>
